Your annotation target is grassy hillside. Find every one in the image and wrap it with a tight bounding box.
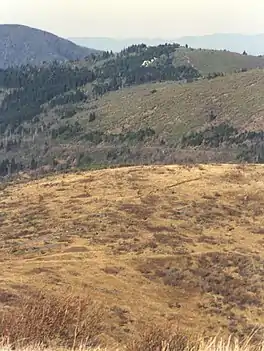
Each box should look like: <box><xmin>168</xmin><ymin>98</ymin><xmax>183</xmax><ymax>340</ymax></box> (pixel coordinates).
<box><xmin>37</xmin><ymin>68</ymin><xmax>263</xmax><ymax>165</ymax></box>
<box><xmin>0</xmin><ymin>46</ymin><xmax>264</xmax><ymax>175</ymax></box>
<box><xmin>173</xmin><ymin>48</ymin><xmax>264</xmax><ymax>74</ymax></box>
<box><xmin>1</xmin><ymin>164</ymin><xmax>264</xmax><ymax>347</ymax></box>
<box><xmin>78</xmin><ymin>45</ymin><xmax>264</xmax><ymax>76</ymax></box>
<box><xmin>1</xmin><ymin>68</ymin><xmax>264</xmax><ymax>175</ymax></box>
<box><xmin>84</xmin><ymin>68</ymin><xmax>264</xmax><ymax>136</ymax></box>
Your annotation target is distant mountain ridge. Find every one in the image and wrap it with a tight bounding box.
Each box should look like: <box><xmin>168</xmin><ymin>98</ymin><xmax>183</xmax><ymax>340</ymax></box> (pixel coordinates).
<box><xmin>178</xmin><ymin>33</ymin><xmax>264</xmax><ymax>56</ymax></box>
<box><xmin>70</xmin><ymin>33</ymin><xmax>264</xmax><ymax>55</ymax></box>
<box><xmin>0</xmin><ymin>24</ymin><xmax>99</xmax><ymax>69</ymax></box>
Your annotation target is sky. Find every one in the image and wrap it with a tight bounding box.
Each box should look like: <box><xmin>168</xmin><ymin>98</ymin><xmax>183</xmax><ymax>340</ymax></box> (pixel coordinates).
<box><xmin>1</xmin><ymin>0</ymin><xmax>264</xmax><ymax>38</ymax></box>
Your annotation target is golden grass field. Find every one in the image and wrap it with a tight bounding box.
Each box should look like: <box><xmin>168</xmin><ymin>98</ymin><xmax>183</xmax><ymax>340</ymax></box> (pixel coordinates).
<box><xmin>1</xmin><ymin>164</ymin><xmax>264</xmax><ymax>347</ymax></box>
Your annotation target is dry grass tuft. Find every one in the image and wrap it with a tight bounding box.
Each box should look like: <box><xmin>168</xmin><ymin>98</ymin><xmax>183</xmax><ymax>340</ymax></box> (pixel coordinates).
<box><xmin>1</xmin><ymin>327</ymin><xmax>264</xmax><ymax>351</ymax></box>
<box><xmin>0</xmin><ymin>291</ymin><xmax>105</xmax><ymax>349</ymax></box>
<box><xmin>127</xmin><ymin>323</ymin><xmax>197</xmax><ymax>351</ymax></box>
<box><xmin>198</xmin><ymin>335</ymin><xmax>264</xmax><ymax>351</ymax></box>
<box><xmin>0</xmin><ymin>346</ymin><xmax>107</xmax><ymax>351</ymax></box>
<box><xmin>127</xmin><ymin>325</ymin><xmax>264</xmax><ymax>351</ymax></box>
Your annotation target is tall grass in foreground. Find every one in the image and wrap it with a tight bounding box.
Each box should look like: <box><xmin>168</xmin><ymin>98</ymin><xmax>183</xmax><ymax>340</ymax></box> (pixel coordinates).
<box><xmin>1</xmin><ymin>336</ymin><xmax>264</xmax><ymax>351</ymax></box>
<box><xmin>0</xmin><ymin>291</ymin><xmax>105</xmax><ymax>349</ymax></box>
<box><xmin>0</xmin><ymin>291</ymin><xmax>263</xmax><ymax>351</ymax></box>
<box><xmin>126</xmin><ymin>324</ymin><xmax>264</xmax><ymax>351</ymax></box>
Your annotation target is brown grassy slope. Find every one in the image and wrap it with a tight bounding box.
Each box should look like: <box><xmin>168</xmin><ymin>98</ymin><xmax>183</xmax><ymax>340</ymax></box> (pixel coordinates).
<box><xmin>1</xmin><ymin>164</ymin><xmax>264</xmax><ymax>342</ymax></box>
<box><xmin>2</xmin><ymin>68</ymin><xmax>264</xmax><ymax>168</ymax></box>
<box><xmin>78</xmin><ymin>69</ymin><xmax>264</xmax><ymax>142</ymax></box>
<box><xmin>172</xmin><ymin>48</ymin><xmax>264</xmax><ymax>75</ymax></box>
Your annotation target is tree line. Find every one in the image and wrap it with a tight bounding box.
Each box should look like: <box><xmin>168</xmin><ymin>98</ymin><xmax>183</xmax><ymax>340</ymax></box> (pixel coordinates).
<box><xmin>0</xmin><ymin>62</ymin><xmax>95</xmax><ymax>127</ymax></box>
<box><xmin>0</xmin><ymin>44</ymin><xmax>201</xmax><ymax>128</ymax></box>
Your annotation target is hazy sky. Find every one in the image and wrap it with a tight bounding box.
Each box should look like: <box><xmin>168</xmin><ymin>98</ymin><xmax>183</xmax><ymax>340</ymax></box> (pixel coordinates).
<box><xmin>1</xmin><ymin>0</ymin><xmax>264</xmax><ymax>38</ymax></box>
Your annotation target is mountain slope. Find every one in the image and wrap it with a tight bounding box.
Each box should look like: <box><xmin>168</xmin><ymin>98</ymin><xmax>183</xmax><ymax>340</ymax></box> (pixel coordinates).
<box><xmin>0</xmin><ymin>46</ymin><xmax>264</xmax><ymax>175</ymax></box>
<box><xmin>173</xmin><ymin>47</ymin><xmax>264</xmax><ymax>74</ymax></box>
<box><xmin>0</xmin><ymin>24</ymin><xmax>99</xmax><ymax>68</ymax></box>
<box><xmin>88</xmin><ymin>68</ymin><xmax>264</xmax><ymax>136</ymax></box>
<box><xmin>67</xmin><ymin>68</ymin><xmax>264</xmax><ymax>163</ymax></box>
<box><xmin>2</xmin><ymin>164</ymin><xmax>264</xmax><ymax>343</ymax></box>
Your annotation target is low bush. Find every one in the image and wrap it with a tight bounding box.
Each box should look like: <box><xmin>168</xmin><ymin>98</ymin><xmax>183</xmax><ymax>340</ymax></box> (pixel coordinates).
<box><xmin>0</xmin><ymin>290</ymin><xmax>105</xmax><ymax>349</ymax></box>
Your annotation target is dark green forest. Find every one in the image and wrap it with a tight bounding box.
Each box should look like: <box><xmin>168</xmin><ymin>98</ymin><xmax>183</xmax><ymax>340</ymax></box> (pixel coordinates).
<box><xmin>181</xmin><ymin>123</ymin><xmax>264</xmax><ymax>163</ymax></box>
<box><xmin>0</xmin><ymin>63</ymin><xmax>95</xmax><ymax>127</ymax></box>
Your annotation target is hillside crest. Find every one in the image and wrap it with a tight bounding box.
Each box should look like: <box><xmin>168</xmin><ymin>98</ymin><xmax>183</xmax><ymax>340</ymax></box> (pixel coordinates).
<box><xmin>0</xmin><ymin>24</ymin><xmax>98</xmax><ymax>68</ymax></box>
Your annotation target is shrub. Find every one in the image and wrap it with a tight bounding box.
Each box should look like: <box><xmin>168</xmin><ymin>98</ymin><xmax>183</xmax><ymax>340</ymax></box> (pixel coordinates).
<box><xmin>0</xmin><ymin>290</ymin><xmax>105</xmax><ymax>349</ymax></box>
<box><xmin>89</xmin><ymin>112</ymin><xmax>96</xmax><ymax>122</ymax></box>
<box><xmin>127</xmin><ymin>323</ymin><xmax>197</xmax><ymax>351</ymax></box>
<box><xmin>209</xmin><ymin>110</ymin><xmax>217</xmax><ymax>121</ymax></box>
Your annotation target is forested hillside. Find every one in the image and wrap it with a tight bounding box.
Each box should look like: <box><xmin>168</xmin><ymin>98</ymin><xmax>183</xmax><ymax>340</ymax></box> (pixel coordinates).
<box><xmin>0</xmin><ymin>43</ymin><xmax>264</xmax><ymax>177</ymax></box>
<box><xmin>0</xmin><ymin>43</ymin><xmax>201</xmax><ymax>128</ymax></box>
<box><xmin>0</xmin><ymin>24</ymin><xmax>99</xmax><ymax>68</ymax></box>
